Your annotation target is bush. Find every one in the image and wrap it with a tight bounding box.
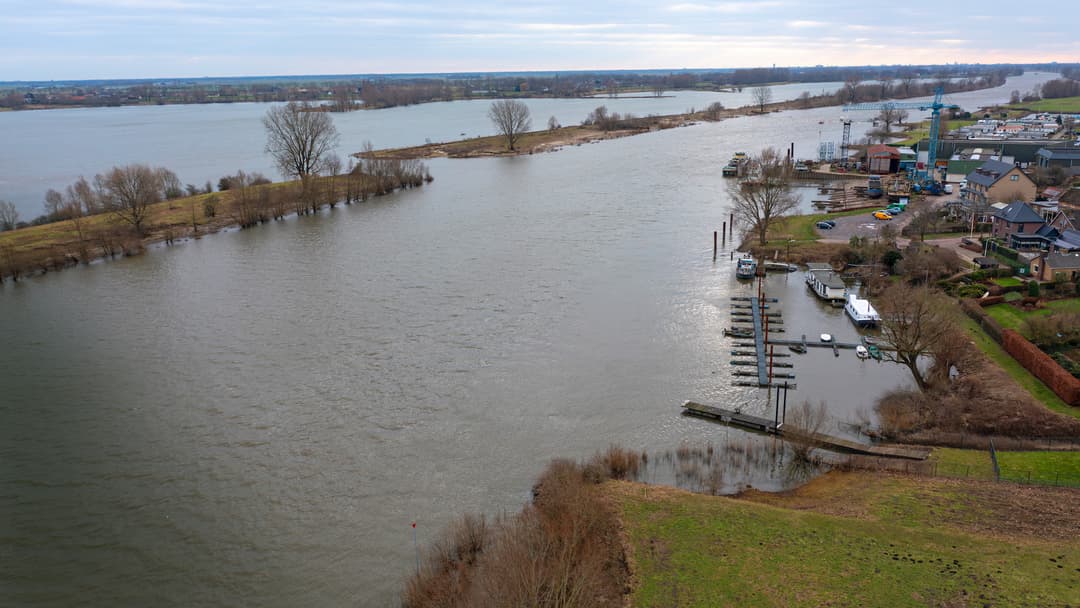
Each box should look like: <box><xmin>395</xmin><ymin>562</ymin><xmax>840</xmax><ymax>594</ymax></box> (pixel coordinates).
<box><xmin>1028</xmin><ymin>280</ymin><xmax>1041</xmax><ymax>297</ymax></box>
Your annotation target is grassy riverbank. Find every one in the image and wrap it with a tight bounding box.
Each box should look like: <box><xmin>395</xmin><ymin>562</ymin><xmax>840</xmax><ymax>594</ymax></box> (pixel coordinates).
<box><xmin>0</xmin><ymin>170</ymin><xmax>427</xmax><ymax>282</ymax></box>
<box><xmin>614</xmin><ymin>471</ymin><xmax>1080</xmax><ymax>607</ymax></box>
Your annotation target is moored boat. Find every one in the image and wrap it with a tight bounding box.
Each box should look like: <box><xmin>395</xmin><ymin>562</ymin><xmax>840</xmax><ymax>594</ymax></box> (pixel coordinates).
<box><xmin>820</xmin><ymin>333</ymin><xmax>833</xmax><ymax>343</ymax></box>
<box><xmin>789</xmin><ymin>343</ymin><xmax>807</xmax><ymax>354</ymax></box>
<box><xmin>867</xmin><ymin>344</ymin><xmax>882</xmax><ymax>360</ymax></box>
<box><xmin>845</xmin><ymin>294</ymin><xmax>881</xmax><ymax>328</ymax></box>
<box><xmin>856</xmin><ymin>345</ymin><xmax>869</xmax><ymax>359</ymax></box>
<box><xmin>735</xmin><ymin>254</ymin><xmax>757</xmax><ymax>279</ymax></box>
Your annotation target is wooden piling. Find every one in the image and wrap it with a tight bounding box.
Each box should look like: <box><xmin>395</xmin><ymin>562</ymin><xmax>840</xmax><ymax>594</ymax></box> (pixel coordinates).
<box><xmin>713</xmin><ymin>231</ymin><xmax>717</xmax><ymax>260</ymax></box>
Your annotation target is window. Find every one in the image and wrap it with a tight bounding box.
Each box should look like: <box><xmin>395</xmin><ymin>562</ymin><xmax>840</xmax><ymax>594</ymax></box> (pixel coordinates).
<box><xmin>1010</xmin><ymin>174</ymin><xmax>1019</xmax><ymax>181</ymax></box>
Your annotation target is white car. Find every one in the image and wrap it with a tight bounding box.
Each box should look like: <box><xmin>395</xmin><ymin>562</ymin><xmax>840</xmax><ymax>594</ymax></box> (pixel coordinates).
<box><xmin>943</xmin><ymin>184</ymin><xmax>954</xmax><ymax>194</ymax></box>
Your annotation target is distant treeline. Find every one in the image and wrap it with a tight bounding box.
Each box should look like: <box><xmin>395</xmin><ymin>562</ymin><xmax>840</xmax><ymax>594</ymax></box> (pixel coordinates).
<box><xmin>3</xmin><ymin>63</ymin><xmax>1064</xmax><ymax>111</ymax></box>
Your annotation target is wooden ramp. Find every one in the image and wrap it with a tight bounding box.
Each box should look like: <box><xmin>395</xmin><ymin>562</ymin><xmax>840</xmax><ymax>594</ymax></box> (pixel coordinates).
<box><xmin>682</xmin><ymin>401</ymin><xmax>929</xmax><ymax>460</ymax></box>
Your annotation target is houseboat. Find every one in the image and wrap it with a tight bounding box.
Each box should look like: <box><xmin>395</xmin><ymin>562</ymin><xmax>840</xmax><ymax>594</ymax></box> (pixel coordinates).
<box><xmin>735</xmin><ymin>254</ymin><xmax>758</xmax><ymax>279</ymax></box>
<box><xmin>805</xmin><ymin>262</ymin><xmax>846</xmax><ymax>305</ymax></box>
<box><xmin>844</xmin><ymin>294</ymin><xmax>881</xmax><ymax>328</ymax></box>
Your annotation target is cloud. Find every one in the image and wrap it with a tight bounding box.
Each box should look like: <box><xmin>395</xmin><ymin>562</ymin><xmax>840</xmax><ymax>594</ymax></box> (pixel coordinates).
<box><xmin>786</xmin><ymin>20</ymin><xmax>826</xmax><ymax>28</ymax></box>
<box><xmin>667</xmin><ymin>2</ymin><xmax>785</xmax><ymax>14</ymax></box>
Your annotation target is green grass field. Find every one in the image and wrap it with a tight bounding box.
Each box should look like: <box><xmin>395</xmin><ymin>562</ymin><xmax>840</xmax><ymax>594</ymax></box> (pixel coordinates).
<box><xmin>1009</xmin><ymin>96</ymin><xmax>1080</xmax><ymax>114</ymax></box>
<box><xmin>983</xmin><ymin>299</ymin><xmax>1080</xmax><ymax>333</ymax></box>
<box><xmin>615</xmin><ymin>475</ymin><xmax>1079</xmax><ymax>607</ymax></box>
<box><xmin>997</xmin><ymin>451</ymin><xmax>1080</xmax><ymax>486</ymax></box>
<box><xmin>958</xmin><ymin>316</ymin><xmax>1080</xmax><ymax>419</ymax></box>
<box><xmin>991</xmin><ymin>277</ymin><xmax>1024</xmax><ymax>287</ymax></box>
<box><xmin>929</xmin><ymin>448</ymin><xmax>995</xmax><ymax>479</ymax></box>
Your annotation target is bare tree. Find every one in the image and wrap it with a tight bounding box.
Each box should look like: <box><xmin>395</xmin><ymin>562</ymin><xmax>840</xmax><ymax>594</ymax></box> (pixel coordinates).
<box><xmin>875</xmin><ymin>284</ymin><xmax>958</xmax><ymax>391</ymax></box>
<box><xmin>0</xmin><ymin>200</ymin><xmax>18</xmax><ymax>231</ymax></box>
<box><xmin>98</xmin><ymin>164</ymin><xmax>164</xmax><ymax>235</ymax></box>
<box><xmin>906</xmin><ymin>208</ymin><xmax>940</xmax><ymax>242</ymax></box>
<box><xmin>896</xmin><ymin>109</ymin><xmax>909</xmax><ymax>126</ymax></box>
<box><xmin>797</xmin><ymin>91</ymin><xmax>812</xmax><ymax>109</ymax></box>
<box><xmin>487</xmin><ymin>99</ymin><xmax>532</xmax><ymax>151</ymax></box>
<box><xmin>751</xmin><ymin>86</ymin><xmax>772</xmax><ymax>113</ymax></box>
<box><xmin>44</xmin><ymin>189</ymin><xmax>64</xmax><ymax>219</ymax></box>
<box><xmin>263</xmin><ymin>101</ymin><xmax>341</xmax><ymax>179</ymax></box>
<box><xmin>727</xmin><ymin>147</ymin><xmax>799</xmax><ymax>245</ymax></box>
<box><xmin>876</xmin><ymin>104</ymin><xmax>900</xmax><ymax>132</ymax></box>
<box><xmin>547</xmin><ymin>115</ymin><xmax>560</xmax><ymax>131</ymax></box>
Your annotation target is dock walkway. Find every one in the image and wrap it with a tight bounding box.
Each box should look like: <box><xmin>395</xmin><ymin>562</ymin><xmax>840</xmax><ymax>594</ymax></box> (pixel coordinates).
<box><xmin>682</xmin><ymin>401</ymin><xmax>929</xmax><ymax>460</ymax></box>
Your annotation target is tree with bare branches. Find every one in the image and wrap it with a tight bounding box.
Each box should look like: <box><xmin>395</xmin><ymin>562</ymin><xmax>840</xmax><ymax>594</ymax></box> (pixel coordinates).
<box><xmin>751</xmin><ymin>86</ymin><xmax>772</xmax><ymax>113</ymax></box>
<box><xmin>0</xmin><ymin>200</ymin><xmax>18</xmax><ymax>231</ymax></box>
<box><xmin>98</xmin><ymin>164</ymin><xmax>163</xmax><ymax>235</ymax></box>
<box><xmin>875</xmin><ymin>284</ymin><xmax>959</xmax><ymax>391</ymax></box>
<box><xmin>727</xmin><ymin>147</ymin><xmax>799</xmax><ymax>245</ymax></box>
<box><xmin>487</xmin><ymin>99</ymin><xmax>531</xmax><ymax>151</ymax></box>
<box><xmin>263</xmin><ymin>101</ymin><xmax>341</xmax><ymax>179</ymax></box>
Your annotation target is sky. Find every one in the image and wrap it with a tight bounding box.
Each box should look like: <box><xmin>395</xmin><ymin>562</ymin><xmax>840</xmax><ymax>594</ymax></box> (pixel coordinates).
<box><xmin>1</xmin><ymin>0</ymin><xmax>1077</xmax><ymax>81</ymax></box>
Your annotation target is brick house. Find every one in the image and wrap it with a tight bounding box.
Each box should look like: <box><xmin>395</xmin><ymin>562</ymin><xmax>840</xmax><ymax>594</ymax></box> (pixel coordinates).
<box><xmin>964</xmin><ymin>159</ymin><xmax>1037</xmax><ymax>206</ymax></box>
<box><xmin>990</xmin><ymin>201</ymin><xmax>1049</xmax><ymax>247</ymax></box>
<box><xmin>1029</xmin><ymin>251</ymin><xmax>1080</xmax><ymax>282</ymax></box>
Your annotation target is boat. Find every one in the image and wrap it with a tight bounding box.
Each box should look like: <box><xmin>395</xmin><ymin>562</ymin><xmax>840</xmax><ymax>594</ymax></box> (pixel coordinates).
<box><xmin>763</xmin><ymin>261</ymin><xmax>798</xmax><ymax>273</ymax></box>
<box><xmin>789</xmin><ymin>343</ymin><xmax>807</xmax><ymax>354</ymax></box>
<box><xmin>805</xmin><ymin>262</ymin><xmax>847</xmax><ymax>305</ymax></box>
<box><xmin>856</xmin><ymin>345</ymin><xmax>869</xmax><ymax>359</ymax></box>
<box><xmin>723</xmin><ymin>327</ymin><xmax>754</xmax><ymax>338</ymax></box>
<box><xmin>820</xmin><ymin>333</ymin><xmax>833</xmax><ymax>343</ymax></box>
<box><xmin>721</xmin><ymin>163</ymin><xmax>738</xmax><ymax>177</ymax></box>
<box><xmin>844</xmin><ymin>294</ymin><xmax>881</xmax><ymax>328</ymax></box>
<box><xmin>735</xmin><ymin>254</ymin><xmax>757</xmax><ymax>279</ymax></box>
<box><xmin>867</xmin><ymin>344</ymin><xmax>882</xmax><ymax>360</ymax></box>
<box><xmin>867</xmin><ymin>175</ymin><xmax>884</xmax><ymax>199</ymax></box>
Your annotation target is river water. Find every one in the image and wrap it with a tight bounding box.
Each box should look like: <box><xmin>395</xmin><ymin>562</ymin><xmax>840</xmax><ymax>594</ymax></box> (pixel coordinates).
<box><xmin>0</xmin><ymin>71</ymin><xmax>1060</xmax><ymax>606</ymax></box>
<box><xmin>4</xmin><ymin>71</ymin><xmax>1057</xmax><ymax>220</ymax></box>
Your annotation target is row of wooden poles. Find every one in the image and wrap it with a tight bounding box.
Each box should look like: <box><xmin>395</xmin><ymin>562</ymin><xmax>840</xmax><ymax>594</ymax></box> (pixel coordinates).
<box><xmin>713</xmin><ymin>213</ymin><xmax>735</xmax><ymax>260</ymax></box>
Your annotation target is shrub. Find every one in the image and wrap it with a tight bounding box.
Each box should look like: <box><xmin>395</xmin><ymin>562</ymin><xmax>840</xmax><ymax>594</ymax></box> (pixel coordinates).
<box><xmin>1028</xmin><ymin>280</ymin><xmax>1041</xmax><ymax>297</ymax></box>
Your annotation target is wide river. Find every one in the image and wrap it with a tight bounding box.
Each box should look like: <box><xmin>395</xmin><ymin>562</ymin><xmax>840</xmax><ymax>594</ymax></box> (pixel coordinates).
<box><xmin>0</xmin><ymin>71</ymin><xmax>1059</xmax><ymax>606</ymax></box>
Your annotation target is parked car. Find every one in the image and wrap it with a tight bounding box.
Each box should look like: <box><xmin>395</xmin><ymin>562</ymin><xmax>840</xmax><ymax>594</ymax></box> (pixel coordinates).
<box><xmin>886</xmin><ymin>206</ymin><xmax>903</xmax><ymax>215</ymax></box>
<box><xmin>873</xmin><ymin>211</ymin><xmax>893</xmax><ymax>220</ymax></box>
<box><xmin>815</xmin><ymin>220</ymin><xmax>836</xmax><ymax>229</ymax></box>
<box><xmin>943</xmin><ymin>184</ymin><xmax>954</xmax><ymax>194</ymax></box>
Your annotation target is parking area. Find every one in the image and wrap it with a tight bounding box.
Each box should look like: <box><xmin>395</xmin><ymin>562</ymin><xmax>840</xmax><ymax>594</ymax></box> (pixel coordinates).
<box><xmin>815</xmin><ymin>207</ymin><xmax>915</xmax><ymax>242</ymax></box>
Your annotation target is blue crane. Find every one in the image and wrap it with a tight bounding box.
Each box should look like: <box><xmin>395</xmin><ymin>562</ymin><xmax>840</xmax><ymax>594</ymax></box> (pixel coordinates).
<box><xmin>843</xmin><ymin>87</ymin><xmax>959</xmax><ymax>187</ymax></box>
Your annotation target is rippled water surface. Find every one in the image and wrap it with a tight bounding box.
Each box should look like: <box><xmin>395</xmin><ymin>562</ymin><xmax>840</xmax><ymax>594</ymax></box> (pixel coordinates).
<box><xmin>0</xmin><ymin>71</ymin><xmax>1060</xmax><ymax>606</ymax></box>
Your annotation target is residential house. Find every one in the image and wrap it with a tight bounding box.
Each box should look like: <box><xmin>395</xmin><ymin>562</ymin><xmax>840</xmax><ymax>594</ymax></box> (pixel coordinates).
<box><xmin>1029</xmin><ymin>251</ymin><xmax>1080</xmax><ymax>282</ymax></box>
<box><xmin>964</xmin><ymin>159</ymin><xmax>1037</xmax><ymax>205</ymax></box>
<box><xmin>990</xmin><ymin>201</ymin><xmax>1049</xmax><ymax>249</ymax></box>
<box><xmin>1049</xmin><ymin>209</ymin><xmax>1079</xmax><ymax>233</ymax></box>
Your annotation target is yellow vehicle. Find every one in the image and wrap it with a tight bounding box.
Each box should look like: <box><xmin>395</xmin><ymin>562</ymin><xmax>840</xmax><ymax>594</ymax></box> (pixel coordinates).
<box><xmin>873</xmin><ymin>210</ymin><xmax>893</xmax><ymax>220</ymax></box>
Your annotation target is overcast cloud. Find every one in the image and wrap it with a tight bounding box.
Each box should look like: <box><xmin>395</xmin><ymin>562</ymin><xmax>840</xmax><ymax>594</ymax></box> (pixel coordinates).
<box><xmin>1</xmin><ymin>0</ymin><xmax>1076</xmax><ymax>80</ymax></box>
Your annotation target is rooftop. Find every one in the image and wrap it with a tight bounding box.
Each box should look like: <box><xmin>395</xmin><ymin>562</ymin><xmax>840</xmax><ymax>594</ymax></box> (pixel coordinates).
<box><xmin>993</xmin><ymin>201</ymin><xmax>1045</xmax><ymax>224</ymax></box>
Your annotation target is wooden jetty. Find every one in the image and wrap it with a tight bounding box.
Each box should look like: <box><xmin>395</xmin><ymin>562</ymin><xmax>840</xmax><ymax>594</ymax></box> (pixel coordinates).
<box><xmin>682</xmin><ymin>401</ymin><xmax>929</xmax><ymax>460</ymax></box>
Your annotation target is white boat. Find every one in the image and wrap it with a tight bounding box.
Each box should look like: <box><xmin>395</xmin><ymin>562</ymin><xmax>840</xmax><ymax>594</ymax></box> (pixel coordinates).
<box><xmin>805</xmin><ymin>262</ymin><xmax>846</xmax><ymax>305</ymax></box>
<box><xmin>856</xmin><ymin>345</ymin><xmax>869</xmax><ymax>359</ymax></box>
<box><xmin>844</xmin><ymin>294</ymin><xmax>881</xmax><ymax>328</ymax></box>
<box><xmin>735</xmin><ymin>254</ymin><xmax>757</xmax><ymax>279</ymax></box>
<box><xmin>820</xmin><ymin>333</ymin><xmax>833</xmax><ymax>342</ymax></box>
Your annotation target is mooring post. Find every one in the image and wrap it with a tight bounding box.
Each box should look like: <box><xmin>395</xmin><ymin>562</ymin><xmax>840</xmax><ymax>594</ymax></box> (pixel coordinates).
<box><xmin>721</xmin><ymin>222</ymin><xmax>727</xmax><ymax>247</ymax></box>
<box><xmin>729</xmin><ymin>213</ymin><xmax>734</xmax><ymax>238</ymax></box>
<box><xmin>774</xmin><ymin>385</ymin><xmax>780</xmax><ymax>430</ymax></box>
<box><xmin>713</xmin><ymin>231</ymin><xmax>717</xmax><ymax>260</ymax></box>
<box><xmin>782</xmin><ymin>382</ymin><xmax>788</xmax><ymax>425</ymax></box>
